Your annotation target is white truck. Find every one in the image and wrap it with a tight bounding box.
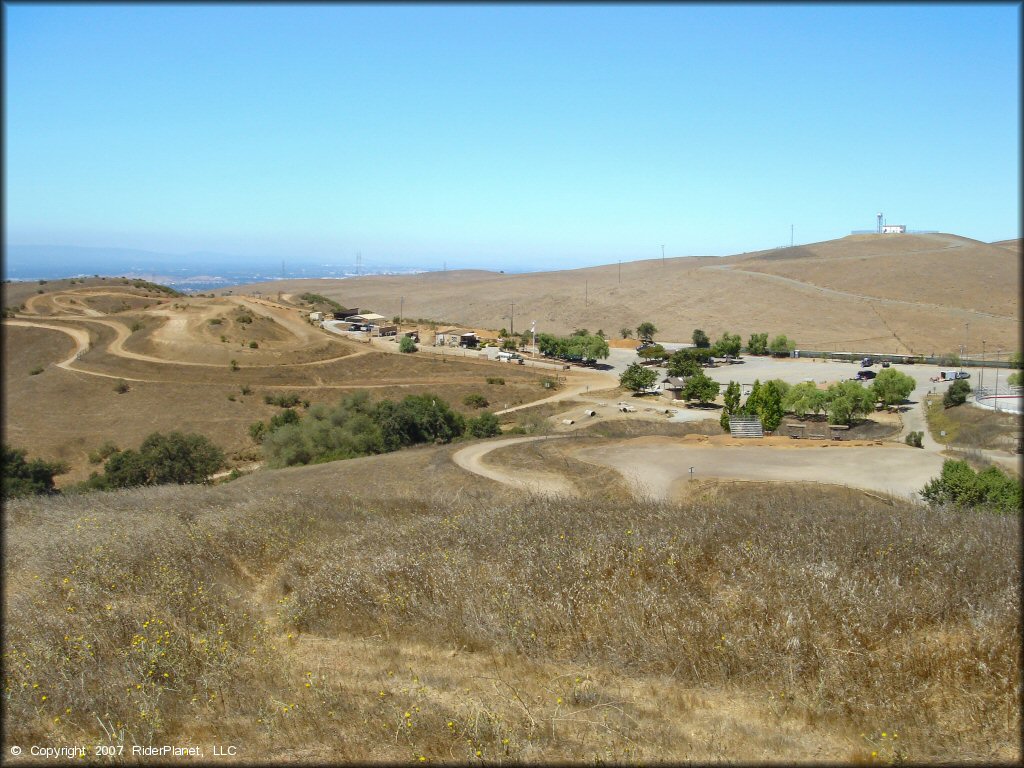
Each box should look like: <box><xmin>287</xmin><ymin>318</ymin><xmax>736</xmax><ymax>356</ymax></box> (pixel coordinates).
<box><xmin>496</xmin><ymin>351</ymin><xmax>524</xmax><ymax>364</ymax></box>
<box><xmin>937</xmin><ymin>370</ymin><xmax>970</xmax><ymax>382</ymax></box>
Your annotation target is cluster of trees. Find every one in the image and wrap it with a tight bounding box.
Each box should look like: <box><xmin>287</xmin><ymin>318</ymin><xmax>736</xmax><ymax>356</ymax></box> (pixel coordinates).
<box><xmin>622</xmin><ymin>364</ymin><xmax>916</xmax><ymax>430</ymax></box>
<box><xmin>536</xmin><ymin>331</ymin><xmax>610</xmax><ymax>361</ymax></box>
<box><xmin>2</xmin><ymin>446</ymin><xmax>67</xmax><ymax>499</ymax></box>
<box><xmin>80</xmin><ymin>432</ymin><xmax>226</xmax><ymax>491</ymax></box>
<box><xmin>253</xmin><ymin>391</ymin><xmax>501</xmax><ymax>468</ymax></box>
<box><xmin>689</xmin><ymin>329</ymin><xmax>795</xmax><ymax>357</ymax></box>
<box><xmin>921</xmin><ymin>460</ymin><xmax>1021</xmax><ymax>515</ymax></box>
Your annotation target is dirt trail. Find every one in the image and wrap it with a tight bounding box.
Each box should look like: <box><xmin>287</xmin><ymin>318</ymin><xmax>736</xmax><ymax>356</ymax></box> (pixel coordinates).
<box><xmin>496</xmin><ymin>370</ymin><xmax>615</xmax><ymax>415</ymax></box>
<box><xmin>451</xmin><ymin>435</ymin><xmax>577</xmax><ymax>496</ymax></box>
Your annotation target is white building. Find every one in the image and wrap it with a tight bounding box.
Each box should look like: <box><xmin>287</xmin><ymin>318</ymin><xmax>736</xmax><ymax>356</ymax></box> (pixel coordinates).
<box><xmin>881</xmin><ymin>224</ymin><xmax>906</xmax><ymax>234</ymax></box>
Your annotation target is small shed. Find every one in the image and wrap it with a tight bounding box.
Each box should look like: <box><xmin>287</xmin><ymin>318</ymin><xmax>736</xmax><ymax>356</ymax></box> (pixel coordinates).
<box><xmin>660</xmin><ymin>375</ymin><xmax>687</xmax><ymax>400</ymax></box>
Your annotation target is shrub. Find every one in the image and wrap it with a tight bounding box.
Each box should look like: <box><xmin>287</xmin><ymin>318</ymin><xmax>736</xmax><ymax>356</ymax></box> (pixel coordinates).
<box><xmin>921</xmin><ymin>460</ymin><xmax>1021</xmax><ymax>514</ymax></box>
<box><xmin>2</xmin><ymin>445</ymin><xmax>67</xmax><ymax>499</ymax></box>
<box><xmin>209</xmin><ymin>318</ymin><xmax>222</xmax><ymax>325</ymax></box>
<box><xmin>463</xmin><ymin>393</ymin><xmax>489</xmax><ymax>408</ymax></box>
<box><xmin>227</xmin><ymin>394</ymin><xmax>236</xmax><ymax>402</ymax></box>
<box><xmin>29</xmin><ymin>366</ymin><xmax>43</xmax><ymax>376</ymax></box>
<box><xmin>943</xmin><ymin>380</ymin><xmax>971</xmax><ymax>408</ymax></box>
<box><xmin>88</xmin><ymin>441</ymin><xmax>120</xmax><ymax>464</ymax></box>
<box><xmin>100</xmin><ymin>432</ymin><xmax>225</xmax><ymax>489</ymax></box>
<box><xmin>130</xmin><ymin>321</ymin><xmax>143</xmax><ymax>332</ymax></box>
<box><xmin>1007</xmin><ymin>371</ymin><xmax>1022</xmax><ymax>387</ymax></box>
<box><xmin>114</xmin><ymin>380</ymin><xmax>130</xmax><ymax>394</ymax></box>
<box><xmin>905</xmin><ymin>431</ymin><xmax>924</xmax><ymax>448</ymax></box>
<box><xmin>264</xmin><ymin>393</ymin><xmax>301</xmax><ymax>408</ymax></box>
<box><xmin>249</xmin><ymin>341</ymin><xmax>258</xmax><ymax>349</ymax></box>
<box><xmin>398</xmin><ymin>336</ymin><xmax>417</xmax><ymax>353</ymax></box>
<box><xmin>692</xmin><ymin>329</ymin><xmax>710</xmax><ymax>348</ymax></box>
<box><xmin>486</xmin><ymin>377</ymin><xmax>505</xmax><ymax>385</ymax></box>
<box><xmin>466</xmin><ymin>412</ymin><xmax>502</xmax><ymax>438</ymax></box>
<box><xmin>240</xmin><ymin>385</ymin><xmax>252</xmax><ymax>396</ymax></box>
<box><xmin>235</xmin><ymin>311</ymin><xmax>253</xmax><ymax>324</ymax></box>
<box><xmin>249</xmin><ymin>421</ymin><xmax>268</xmax><ymax>444</ymax></box>
<box><xmin>229</xmin><ymin>359</ymin><xmax>239</xmax><ymax>371</ymax></box>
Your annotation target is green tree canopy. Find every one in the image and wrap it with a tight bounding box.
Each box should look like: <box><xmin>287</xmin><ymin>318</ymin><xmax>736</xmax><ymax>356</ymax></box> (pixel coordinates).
<box><xmin>619</xmin><ymin>363</ymin><xmax>658</xmax><ymax>393</ymax></box>
<box><xmin>870</xmin><ymin>368</ymin><xmax>916</xmax><ymax>407</ymax></box>
<box><xmin>667</xmin><ymin>350</ymin><xmax>701</xmax><ymax>378</ymax></box>
<box><xmin>769</xmin><ymin>334</ymin><xmax>796</xmax><ymax>357</ymax></box>
<box><xmin>691</xmin><ymin>329</ymin><xmax>710</xmax><ymax>348</ymax></box>
<box><xmin>636</xmin><ymin>322</ymin><xmax>658</xmax><ymax>342</ymax></box>
<box><xmin>782</xmin><ymin>381</ymin><xmax>828</xmax><ymax>417</ymax></box>
<box><xmin>711</xmin><ymin>332</ymin><xmax>742</xmax><ymax>358</ymax></box>
<box><xmin>825</xmin><ymin>381</ymin><xmax>875</xmax><ymax>425</ymax></box>
<box><xmin>682</xmin><ymin>371</ymin><xmax>720</xmax><ymax>405</ymax></box>
<box><xmin>102</xmin><ymin>432</ymin><xmax>225</xmax><ymax>488</ymax></box>
<box><xmin>746</xmin><ymin>332</ymin><xmax>769</xmax><ymax>356</ymax></box>
<box><xmin>2</xmin><ymin>445</ymin><xmax>67</xmax><ymax>499</ymax></box>
<box><xmin>943</xmin><ymin>379</ymin><xmax>971</xmax><ymax>408</ymax></box>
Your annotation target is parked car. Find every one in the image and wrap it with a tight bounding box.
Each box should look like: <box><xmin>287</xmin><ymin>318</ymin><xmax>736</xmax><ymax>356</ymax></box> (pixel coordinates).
<box><xmin>856</xmin><ymin>369</ymin><xmax>876</xmax><ymax>380</ymax></box>
<box><xmin>881</xmin><ymin>360</ymin><xmax>891</xmax><ymax>368</ymax></box>
<box><xmin>861</xmin><ymin>357</ymin><xmax>873</xmax><ymax>367</ymax></box>
<box><xmin>636</xmin><ymin>343</ymin><xmax>653</xmax><ymax>352</ymax></box>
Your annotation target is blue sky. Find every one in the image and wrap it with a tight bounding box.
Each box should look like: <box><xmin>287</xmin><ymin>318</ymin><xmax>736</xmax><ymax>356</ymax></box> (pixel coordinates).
<box><xmin>5</xmin><ymin>3</ymin><xmax>1020</xmax><ymax>270</ymax></box>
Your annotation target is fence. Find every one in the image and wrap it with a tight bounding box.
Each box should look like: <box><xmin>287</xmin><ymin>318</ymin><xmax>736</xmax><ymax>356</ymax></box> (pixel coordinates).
<box><xmin>973</xmin><ymin>386</ymin><xmax>1023</xmax><ymax>415</ymax></box>
<box><xmin>793</xmin><ymin>350</ymin><xmax>1016</xmax><ymax>368</ymax></box>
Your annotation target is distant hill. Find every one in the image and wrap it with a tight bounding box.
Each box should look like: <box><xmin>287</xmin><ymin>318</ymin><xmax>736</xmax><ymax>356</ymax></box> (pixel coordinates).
<box><xmin>226</xmin><ymin>233</ymin><xmax>1020</xmax><ymax>356</ymax></box>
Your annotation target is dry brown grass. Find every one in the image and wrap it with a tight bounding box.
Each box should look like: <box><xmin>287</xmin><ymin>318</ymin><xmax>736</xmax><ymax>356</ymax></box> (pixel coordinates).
<box><xmin>924</xmin><ymin>395</ymin><xmax>1022</xmax><ymax>452</ymax></box>
<box><xmin>2</xmin><ymin>286</ymin><xmax>558</xmax><ymax>482</ymax></box>
<box><xmin>230</xmin><ymin>233</ymin><xmax>1020</xmax><ymax>355</ymax></box>
<box><xmin>3</xmin><ymin>446</ymin><xmax>1019</xmax><ymax>764</ymax></box>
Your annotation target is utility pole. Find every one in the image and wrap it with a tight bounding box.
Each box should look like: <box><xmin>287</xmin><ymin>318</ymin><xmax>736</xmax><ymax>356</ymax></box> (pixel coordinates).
<box><xmin>400</xmin><ymin>296</ymin><xmax>404</xmax><ymax>326</ymax></box>
<box><xmin>994</xmin><ymin>349</ymin><xmax>1002</xmax><ymax>412</ymax></box>
<box><xmin>980</xmin><ymin>340</ymin><xmax>985</xmax><ymax>391</ymax></box>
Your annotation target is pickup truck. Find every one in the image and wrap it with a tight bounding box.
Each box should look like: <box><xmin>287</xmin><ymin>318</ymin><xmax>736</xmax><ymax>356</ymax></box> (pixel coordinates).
<box><xmin>496</xmin><ymin>351</ymin><xmax>524</xmax><ymax>364</ymax></box>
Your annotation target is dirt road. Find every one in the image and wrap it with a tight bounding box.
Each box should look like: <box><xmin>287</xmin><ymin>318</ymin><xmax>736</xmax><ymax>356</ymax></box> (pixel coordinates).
<box><xmin>451</xmin><ymin>435</ymin><xmax>577</xmax><ymax>496</ymax></box>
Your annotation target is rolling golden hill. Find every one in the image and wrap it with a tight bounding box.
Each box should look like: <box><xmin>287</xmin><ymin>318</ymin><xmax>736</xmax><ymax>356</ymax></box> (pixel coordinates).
<box><xmin>231</xmin><ymin>233</ymin><xmax>1020</xmax><ymax>356</ymax></box>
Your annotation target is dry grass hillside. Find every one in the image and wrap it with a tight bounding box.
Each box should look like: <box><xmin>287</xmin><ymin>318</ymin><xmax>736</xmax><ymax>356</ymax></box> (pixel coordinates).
<box><xmin>3</xmin><ymin>446</ymin><xmax>1019</xmax><ymax>763</ymax></box>
<box><xmin>2</xmin><ymin>278</ymin><xmax>555</xmax><ymax>483</ymax></box>
<box><xmin>231</xmin><ymin>233</ymin><xmax>1019</xmax><ymax>355</ymax></box>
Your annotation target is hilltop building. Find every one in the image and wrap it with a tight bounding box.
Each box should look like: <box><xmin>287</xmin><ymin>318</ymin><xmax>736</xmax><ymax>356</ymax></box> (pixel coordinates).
<box><xmin>881</xmin><ymin>224</ymin><xmax>906</xmax><ymax>234</ymax></box>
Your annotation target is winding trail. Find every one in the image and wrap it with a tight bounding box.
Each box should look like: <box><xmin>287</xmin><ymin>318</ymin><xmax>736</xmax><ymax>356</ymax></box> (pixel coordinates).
<box><xmin>451</xmin><ymin>435</ymin><xmax>577</xmax><ymax>496</ymax></box>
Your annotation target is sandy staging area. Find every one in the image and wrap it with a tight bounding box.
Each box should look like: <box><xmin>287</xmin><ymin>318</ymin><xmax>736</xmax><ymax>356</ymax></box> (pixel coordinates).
<box><xmin>572</xmin><ymin>434</ymin><xmax>946</xmax><ymax>501</ymax></box>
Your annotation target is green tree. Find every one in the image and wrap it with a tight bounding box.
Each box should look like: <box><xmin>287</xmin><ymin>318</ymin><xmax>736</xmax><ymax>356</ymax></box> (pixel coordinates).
<box><xmin>757</xmin><ymin>380</ymin><xmax>787</xmax><ymax>431</ymax></box>
<box><xmin>691</xmin><ymin>329</ymin><xmax>710</xmax><ymax>348</ymax></box>
<box><xmin>636</xmin><ymin>322</ymin><xmax>658</xmax><ymax>342</ymax></box>
<box><xmin>501</xmin><ymin>337</ymin><xmax>518</xmax><ymax>350</ymax></box>
<box><xmin>720</xmin><ymin>380</ymin><xmax>742</xmax><ymax>431</ymax></box>
<box><xmin>943</xmin><ymin>379</ymin><xmax>971</xmax><ymax>407</ymax></box>
<box><xmin>399</xmin><ymin>336</ymin><xmax>417</xmax><ymax>353</ymax></box>
<box><xmin>103</xmin><ymin>432</ymin><xmax>225</xmax><ymax>488</ymax></box>
<box><xmin>619</xmin><ymin>363</ymin><xmax>658</xmax><ymax>393</ymax></box>
<box><xmin>667</xmin><ymin>350</ymin><xmax>701</xmax><ymax>378</ymax></box>
<box><xmin>783</xmin><ymin>382</ymin><xmax>828</xmax><ymax>417</ymax></box>
<box><xmin>2</xmin><ymin>445</ymin><xmax>67</xmax><ymax>499</ymax></box>
<box><xmin>620</xmin><ymin>327</ymin><xmax>633</xmax><ymax>339</ymax></box>
<box><xmin>746</xmin><ymin>332</ymin><xmax>769</xmax><ymax>355</ymax></box>
<box><xmin>768</xmin><ymin>334</ymin><xmax>796</xmax><ymax>357</ymax></box>
<box><xmin>682</xmin><ymin>370</ymin><xmax>720</xmax><ymax>405</ymax></box>
<box><xmin>637</xmin><ymin>344</ymin><xmax>668</xmax><ymax>361</ymax></box>
<box><xmin>825</xmin><ymin>381</ymin><xmax>875</xmax><ymax>425</ymax></box>
<box><xmin>466</xmin><ymin>412</ymin><xmax>501</xmax><ymax>438</ymax></box>
<box><xmin>1008</xmin><ymin>371</ymin><xmax>1022</xmax><ymax>387</ymax></box>
<box><xmin>870</xmin><ymin>368</ymin><xmax>916</xmax><ymax>407</ymax></box>
<box><xmin>711</xmin><ymin>332</ymin><xmax>742</xmax><ymax>358</ymax></box>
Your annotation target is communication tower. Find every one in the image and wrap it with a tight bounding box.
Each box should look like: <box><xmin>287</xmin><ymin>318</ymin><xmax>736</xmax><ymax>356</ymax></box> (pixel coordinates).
<box><xmin>876</xmin><ymin>212</ymin><xmax>883</xmax><ymax>234</ymax></box>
